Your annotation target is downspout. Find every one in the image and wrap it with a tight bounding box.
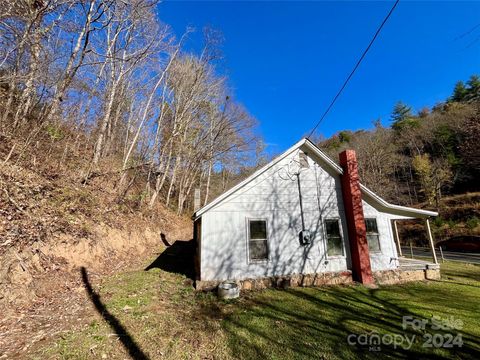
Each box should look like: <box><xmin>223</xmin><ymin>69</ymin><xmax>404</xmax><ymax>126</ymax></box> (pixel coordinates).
<box><xmin>296</xmin><ymin>173</ymin><xmax>306</xmax><ymax>233</ymax></box>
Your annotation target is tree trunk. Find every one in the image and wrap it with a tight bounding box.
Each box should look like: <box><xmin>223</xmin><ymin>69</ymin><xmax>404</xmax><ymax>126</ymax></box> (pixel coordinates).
<box><xmin>203</xmin><ymin>158</ymin><xmax>213</xmax><ymax>206</ymax></box>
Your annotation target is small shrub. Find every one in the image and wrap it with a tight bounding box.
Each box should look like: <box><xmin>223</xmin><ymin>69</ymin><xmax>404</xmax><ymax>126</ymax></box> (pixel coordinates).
<box><xmin>433</xmin><ymin>217</ymin><xmax>445</xmax><ymax>227</ymax></box>
<box><xmin>446</xmin><ymin>219</ymin><xmax>457</xmax><ymax>228</ymax></box>
<box><xmin>466</xmin><ymin>216</ymin><xmax>479</xmax><ymax>229</ymax></box>
<box><xmin>45</xmin><ymin>124</ymin><xmax>64</xmax><ymax>140</ymax></box>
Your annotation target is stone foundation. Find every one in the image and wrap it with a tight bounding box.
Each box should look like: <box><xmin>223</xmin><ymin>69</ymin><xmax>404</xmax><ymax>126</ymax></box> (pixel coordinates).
<box><xmin>195</xmin><ymin>270</ymin><xmax>353</xmax><ymax>291</ymax></box>
<box><xmin>374</xmin><ymin>265</ymin><xmax>441</xmax><ymax>285</ymax></box>
<box><xmin>195</xmin><ymin>266</ymin><xmax>441</xmax><ymax>291</ymax></box>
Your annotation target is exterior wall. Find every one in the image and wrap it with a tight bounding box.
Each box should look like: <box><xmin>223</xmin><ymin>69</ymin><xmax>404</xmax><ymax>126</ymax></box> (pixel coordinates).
<box><xmin>199</xmin><ymin>147</ymin><xmax>399</xmax><ymax>282</ymax></box>
<box><xmin>362</xmin><ymin>200</ymin><xmax>399</xmax><ymax>271</ymax></box>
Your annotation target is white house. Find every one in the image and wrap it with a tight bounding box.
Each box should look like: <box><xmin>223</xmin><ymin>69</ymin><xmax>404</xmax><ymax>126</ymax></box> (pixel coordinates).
<box><xmin>192</xmin><ymin>138</ymin><xmax>439</xmax><ymax>290</ymax></box>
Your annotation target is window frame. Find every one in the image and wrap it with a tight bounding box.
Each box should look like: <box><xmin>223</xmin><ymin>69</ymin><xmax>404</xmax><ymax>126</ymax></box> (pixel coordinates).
<box><xmin>246</xmin><ymin>218</ymin><xmax>269</xmax><ymax>263</ymax></box>
<box><xmin>323</xmin><ymin>218</ymin><xmax>346</xmax><ymax>258</ymax></box>
<box><xmin>365</xmin><ymin>218</ymin><xmax>382</xmax><ymax>253</ymax></box>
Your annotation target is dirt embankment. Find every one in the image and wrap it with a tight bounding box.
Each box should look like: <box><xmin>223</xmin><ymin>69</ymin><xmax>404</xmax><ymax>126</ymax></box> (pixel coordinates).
<box><xmin>1</xmin><ymin>221</ymin><xmax>191</xmax><ymax>311</ymax></box>
<box><xmin>0</xmin><ymin>222</ymin><xmax>191</xmax><ymax>358</ymax></box>
<box><xmin>398</xmin><ymin>193</ymin><xmax>480</xmax><ymax>247</ymax></box>
<box><xmin>0</xmin><ymin>157</ymin><xmax>192</xmax><ymax>357</ymax></box>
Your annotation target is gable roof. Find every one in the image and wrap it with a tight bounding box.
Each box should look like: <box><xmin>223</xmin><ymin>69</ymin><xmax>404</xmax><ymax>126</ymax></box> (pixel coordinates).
<box><xmin>193</xmin><ymin>138</ymin><xmax>438</xmax><ymax>220</ymax></box>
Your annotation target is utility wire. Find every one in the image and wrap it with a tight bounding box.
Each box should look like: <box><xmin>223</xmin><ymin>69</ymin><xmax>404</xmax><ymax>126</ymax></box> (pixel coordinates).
<box><xmin>307</xmin><ymin>0</ymin><xmax>400</xmax><ymax>139</ymax></box>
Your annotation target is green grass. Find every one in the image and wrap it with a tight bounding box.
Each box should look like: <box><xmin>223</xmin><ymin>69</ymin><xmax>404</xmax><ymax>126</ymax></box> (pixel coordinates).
<box><xmin>223</xmin><ymin>262</ymin><xmax>480</xmax><ymax>359</ymax></box>
<box><xmin>37</xmin><ymin>261</ymin><xmax>480</xmax><ymax>359</ymax></box>
<box><xmin>35</xmin><ymin>268</ymin><xmax>229</xmax><ymax>360</ymax></box>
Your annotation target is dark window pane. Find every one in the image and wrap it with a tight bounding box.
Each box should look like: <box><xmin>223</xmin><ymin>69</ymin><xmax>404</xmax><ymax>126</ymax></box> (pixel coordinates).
<box><xmin>365</xmin><ymin>219</ymin><xmax>380</xmax><ymax>252</ymax></box>
<box><xmin>249</xmin><ymin>240</ymin><xmax>268</xmax><ymax>260</ymax></box>
<box><xmin>325</xmin><ymin>220</ymin><xmax>340</xmax><ymax>237</ymax></box>
<box><xmin>365</xmin><ymin>219</ymin><xmax>378</xmax><ymax>234</ymax></box>
<box><xmin>325</xmin><ymin>219</ymin><xmax>344</xmax><ymax>256</ymax></box>
<box><xmin>250</xmin><ymin>220</ymin><xmax>267</xmax><ymax>239</ymax></box>
<box><xmin>367</xmin><ymin>234</ymin><xmax>381</xmax><ymax>252</ymax></box>
<box><xmin>327</xmin><ymin>236</ymin><xmax>343</xmax><ymax>256</ymax></box>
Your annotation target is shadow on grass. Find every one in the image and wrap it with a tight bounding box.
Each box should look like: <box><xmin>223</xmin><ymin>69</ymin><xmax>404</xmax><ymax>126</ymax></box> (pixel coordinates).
<box><xmin>442</xmin><ymin>268</ymin><xmax>480</xmax><ymax>282</ymax></box>
<box><xmin>432</xmin><ymin>278</ymin><xmax>480</xmax><ymax>289</ymax></box>
<box><xmin>204</xmin><ymin>283</ymin><xmax>480</xmax><ymax>360</ymax></box>
<box><xmin>144</xmin><ymin>238</ymin><xmax>195</xmax><ymax>280</ymax></box>
<box><xmin>80</xmin><ymin>267</ymin><xmax>150</xmax><ymax>360</ymax></box>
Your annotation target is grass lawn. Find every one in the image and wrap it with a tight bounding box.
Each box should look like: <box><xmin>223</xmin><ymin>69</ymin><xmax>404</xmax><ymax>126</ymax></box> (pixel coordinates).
<box><xmin>37</xmin><ymin>261</ymin><xmax>480</xmax><ymax>360</ymax></box>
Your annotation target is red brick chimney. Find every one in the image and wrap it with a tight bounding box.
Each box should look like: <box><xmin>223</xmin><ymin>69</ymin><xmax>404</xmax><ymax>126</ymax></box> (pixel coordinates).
<box><xmin>339</xmin><ymin>150</ymin><xmax>374</xmax><ymax>285</ymax></box>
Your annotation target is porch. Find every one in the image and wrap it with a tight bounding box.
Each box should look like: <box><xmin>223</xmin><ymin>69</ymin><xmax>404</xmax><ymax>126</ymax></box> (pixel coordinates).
<box><xmin>398</xmin><ymin>257</ymin><xmax>440</xmax><ymax>271</ymax></box>
<box><xmin>392</xmin><ymin>218</ymin><xmax>439</xmax><ymax>266</ymax></box>
<box><xmin>373</xmin><ymin>257</ymin><xmax>441</xmax><ymax>284</ymax></box>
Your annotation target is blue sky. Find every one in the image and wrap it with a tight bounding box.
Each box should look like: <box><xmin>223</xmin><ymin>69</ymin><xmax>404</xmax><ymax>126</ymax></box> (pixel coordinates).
<box><xmin>159</xmin><ymin>1</ymin><xmax>480</xmax><ymax>153</ymax></box>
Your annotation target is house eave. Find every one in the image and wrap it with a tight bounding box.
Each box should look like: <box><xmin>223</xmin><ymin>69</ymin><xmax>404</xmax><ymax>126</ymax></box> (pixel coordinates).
<box><xmin>192</xmin><ymin>138</ymin><xmax>310</xmax><ymax>220</ymax></box>
<box><xmin>360</xmin><ymin>184</ymin><xmax>438</xmax><ymax>218</ymax></box>
<box><xmin>192</xmin><ymin>138</ymin><xmax>438</xmax><ymax>221</ymax></box>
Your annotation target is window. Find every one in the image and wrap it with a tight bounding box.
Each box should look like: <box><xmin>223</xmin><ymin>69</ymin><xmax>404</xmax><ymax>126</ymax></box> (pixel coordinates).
<box><xmin>324</xmin><ymin>219</ymin><xmax>344</xmax><ymax>256</ymax></box>
<box><xmin>248</xmin><ymin>220</ymin><xmax>268</xmax><ymax>261</ymax></box>
<box><xmin>365</xmin><ymin>218</ymin><xmax>381</xmax><ymax>252</ymax></box>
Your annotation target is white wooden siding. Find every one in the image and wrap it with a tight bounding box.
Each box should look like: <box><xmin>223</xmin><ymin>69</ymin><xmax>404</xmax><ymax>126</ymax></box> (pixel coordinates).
<box><xmin>199</xmin><ymin>146</ymin><xmax>398</xmax><ymax>281</ymax></box>
<box><xmin>362</xmin><ymin>200</ymin><xmax>399</xmax><ymax>271</ymax></box>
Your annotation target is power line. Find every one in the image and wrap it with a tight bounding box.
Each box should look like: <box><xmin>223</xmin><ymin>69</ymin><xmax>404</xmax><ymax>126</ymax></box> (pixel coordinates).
<box><xmin>454</xmin><ymin>22</ymin><xmax>480</xmax><ymax>41</ymax></box>
<box><xmin>307</xmin><ymin>0</ymin><xmax>400</xmax><ymax>139</ymax></box>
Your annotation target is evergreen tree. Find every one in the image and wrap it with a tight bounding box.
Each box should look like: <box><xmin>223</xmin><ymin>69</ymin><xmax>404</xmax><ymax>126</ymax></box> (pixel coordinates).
<box><xmin>466</xmin><ymin>75</ymin><xmax>480</xmax><ymax>101</ymax></box>
<box><xmin>450</xmin><ymin>76</ymin><xmax>480</xmax><ymax>103</ymax></box>
<box><xmin>391</xmin><ymin>101</ymin><xmax>416</xmax><ymax>131</ymax></box>
<box><xmin>338</xmin><ymin>131</ymin><xmax>351</xmax><ymax>143</ymax></box>
<box><xmin>451</xmin><ymin>81</ymin><xmax>468</xmax><ymax>102</ymax></box>
<box><xmin>391</xmin><ymin>101</ymin><xmax>412</xmax><ymax>123</ymax></box>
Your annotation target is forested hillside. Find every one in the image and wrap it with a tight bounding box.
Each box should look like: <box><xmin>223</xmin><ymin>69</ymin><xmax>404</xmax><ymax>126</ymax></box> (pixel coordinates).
<box><xmin>1</xmin><ymin>0</ymin><xmax>261</xmax><ymax>210</ymax></box>
<box><xmin>0</xmin><ymin>1</ymin><xmax>261</xmax><ymax>241</ymax></box>
<box><xmin>317</xmin><ymin>75</ymin><xmax>480</xmax><ymax>244</ymax></box>
<box><xmin>0</xmin><ymin>0</ymin><xmax>262</xmax><ymax>312</ymax></box>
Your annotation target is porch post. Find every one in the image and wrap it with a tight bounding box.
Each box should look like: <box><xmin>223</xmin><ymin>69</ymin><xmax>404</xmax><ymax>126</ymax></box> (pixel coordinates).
<box><xmin>393</xmin><ymin>220</ymin><xmax>402</xmax><ymax>257</ymax></box>
<box><xmin>425</xmin><ymin>218</ymin><xmax>438</xmax><ymax>264</ymax></box>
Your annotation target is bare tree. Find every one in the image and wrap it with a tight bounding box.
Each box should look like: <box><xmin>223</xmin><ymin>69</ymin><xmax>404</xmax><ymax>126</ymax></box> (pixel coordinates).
<box><xmin>0</xmin><ymin>2</ymin><xmax>261</xmax><ymax>215</ymax></box>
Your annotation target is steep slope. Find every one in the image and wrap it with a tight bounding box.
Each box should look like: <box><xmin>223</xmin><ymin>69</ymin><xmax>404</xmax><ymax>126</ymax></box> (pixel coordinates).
<box><xmin>0</xmin><ymin>134</ymin><xmax>192</xmax><ymax>315</ymax></box>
